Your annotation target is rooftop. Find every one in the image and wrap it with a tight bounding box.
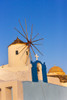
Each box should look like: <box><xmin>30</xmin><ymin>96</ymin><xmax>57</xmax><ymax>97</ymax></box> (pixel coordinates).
<box><xmin>8</xmin><ymin>37</ymin><xmax>26</xmax><ymax>47</ymax></box>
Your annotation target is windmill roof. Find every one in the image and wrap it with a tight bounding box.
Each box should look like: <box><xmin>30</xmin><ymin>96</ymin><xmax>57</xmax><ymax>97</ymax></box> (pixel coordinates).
<box><xmin>8</xmin><ymin>37</ymin><xmax>26</xmax><ymax>47</ymax></box>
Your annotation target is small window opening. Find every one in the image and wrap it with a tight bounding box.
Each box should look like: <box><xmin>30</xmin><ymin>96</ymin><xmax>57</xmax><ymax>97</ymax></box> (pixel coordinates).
<box><xmin>16</xmin><ymin>50</ymin><xmax>18</xmax><ymax>55</ymax></box>
<box><xmin>26</xmin><ymin>51</ymin><xmax>28</xmax><ymax>55</ymax></box>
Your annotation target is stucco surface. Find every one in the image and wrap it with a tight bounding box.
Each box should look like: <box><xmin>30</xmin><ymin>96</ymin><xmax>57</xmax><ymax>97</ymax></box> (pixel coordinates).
<box><xmin>0</xmin><ymin>81</ymin><xmax>23</xmax><ymax>100</ymax></box>
<box><xmin>8</xmin><ymin>44</ymin><xmax>30</xmax><ymax>68</ymax></box>
<box><xmin>0</xmin><ymin>67</ymin><xmax>32</xmax><ymax>81</ymax></box>
<box><xmin>47</xmin><ymin>76</ymin><xmax>60</xmax><ymax>85</ymax></box>
<box><xmin>23</xmin><ymin>82</ymin><xmax>67</xmax><ymax>100</ymax></box>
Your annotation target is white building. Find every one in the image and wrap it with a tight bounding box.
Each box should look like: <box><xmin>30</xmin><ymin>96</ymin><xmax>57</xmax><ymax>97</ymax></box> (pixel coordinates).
<box><xmin>0</xmin><ymin>37</ymin><xmax>67</xmax><ymax>100</ymax></box>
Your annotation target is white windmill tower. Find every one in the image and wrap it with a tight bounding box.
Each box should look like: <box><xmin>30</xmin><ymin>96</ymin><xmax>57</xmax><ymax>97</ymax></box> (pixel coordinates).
<box><xmin>8</xmin><ymin>37</ymin><xmax>30</xmax><ymax>68</ymax></box>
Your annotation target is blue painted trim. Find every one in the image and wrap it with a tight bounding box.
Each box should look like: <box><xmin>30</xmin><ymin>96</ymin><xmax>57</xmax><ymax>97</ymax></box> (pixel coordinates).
<box><xmin>31</xmin><ymin>60</ymin><xmax>48</xmax><ymax>83</ymax></box>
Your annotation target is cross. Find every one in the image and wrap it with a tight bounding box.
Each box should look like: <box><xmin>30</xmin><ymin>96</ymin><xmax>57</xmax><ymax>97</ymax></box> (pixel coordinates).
<box><xmin>35</xmin><ymin>54</ymin><xmax>39</xmax><ymax>60</ymax></box>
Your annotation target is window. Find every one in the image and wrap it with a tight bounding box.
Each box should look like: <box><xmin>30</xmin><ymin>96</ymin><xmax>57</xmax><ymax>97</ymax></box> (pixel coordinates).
<box><xmin>26</xmin><ymin>51</ymin><xmax>28</xmax><ymax>55</ymax></box>
<box><xmin>16</xmin><ymin>50</ymin><xmax>18</xmax><ymax>55</ymax></box>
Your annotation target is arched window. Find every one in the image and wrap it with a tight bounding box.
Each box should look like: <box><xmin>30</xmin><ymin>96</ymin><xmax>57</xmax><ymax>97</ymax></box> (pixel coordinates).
<box><xmin>37</xmin><ymin>63</ymin><xmax>43</xmax><ymax>81</ymax></box>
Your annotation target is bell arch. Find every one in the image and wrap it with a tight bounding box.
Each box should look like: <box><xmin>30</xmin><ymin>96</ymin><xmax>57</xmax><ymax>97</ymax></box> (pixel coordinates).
<box><xmin>37</xmin><ymin>63</ymin><xmax>43</xmax><ymax>81</ymax></box>
<box><xmin>31</xmin><ymin>61</ymin><xmax>47</xmax><ymax>83</ymax></box>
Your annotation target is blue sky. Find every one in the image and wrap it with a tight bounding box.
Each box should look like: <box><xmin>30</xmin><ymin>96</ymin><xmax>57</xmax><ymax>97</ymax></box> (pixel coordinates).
<box><xmin>0</xmin><ymin>0</ymin><xmax>67</xmax><ymax>73</ymax></box>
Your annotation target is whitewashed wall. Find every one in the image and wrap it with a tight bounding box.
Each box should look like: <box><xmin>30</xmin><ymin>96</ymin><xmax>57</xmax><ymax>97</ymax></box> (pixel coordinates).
<box><xmin>22</xmin><ymin>82</ymin><xmax>67</xmax><ymax>100</ymax></box>
<box><xmin>8</xmin><ymin>44</ymin><xmax>30</xmax><ymax>68</ymax></box>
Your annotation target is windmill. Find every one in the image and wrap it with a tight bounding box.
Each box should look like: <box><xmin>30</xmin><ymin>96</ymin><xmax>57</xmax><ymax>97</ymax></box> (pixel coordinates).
<box><xmin>14</xmin><ymin>19</ymin><xmax>43</xmax><ymax>62</ymax></box>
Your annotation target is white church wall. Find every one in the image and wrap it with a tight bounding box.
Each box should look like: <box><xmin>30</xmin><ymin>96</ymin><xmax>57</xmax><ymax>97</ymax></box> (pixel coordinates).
<box><xmin>22</xmin><ymin>81</ymin><xmax>67</xmax><ymax>100</ymax></box>
<box><xmin>47</xmin><ymin>76</ymin><xmax>67</xmax><ymax>87</ymax></box>
<box><xmin>47</xmin><ymin>76</ymin><xmax>61</xmax><ymax>85</ymax></box>
<box><xmin>61</xmin><ymin>83</ymin><xmax>67</xmax><ymax>87</ymax></box>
